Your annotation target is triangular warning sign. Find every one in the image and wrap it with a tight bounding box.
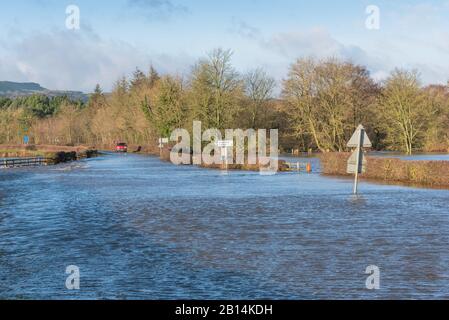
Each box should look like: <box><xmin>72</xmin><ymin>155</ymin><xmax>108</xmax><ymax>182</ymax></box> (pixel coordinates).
<box><xmin>347</xmin><ymin>149</ymin><xmax>367</xmax><ymax>174</ymax></box>
<box><xmin>347</xmin><ymin>125</ymin><xmax>372</xmax><ymax>148</ymax></box>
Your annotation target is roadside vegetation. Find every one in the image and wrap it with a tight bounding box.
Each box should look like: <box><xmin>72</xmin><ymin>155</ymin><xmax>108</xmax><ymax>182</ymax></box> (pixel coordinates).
<box><xmin>1</xmin><ymin>49</ymin><xmax>448</xmax><ymax>154</ymax></box>
<box><xmin>320</xmin><ymin>152</ymin><xmax>449</xmax><ymax>188</ymax></box>
<box><xmin>0</xmin><ymin>144</ymin><xmax>97</xmax><ymax>164</ymax></box>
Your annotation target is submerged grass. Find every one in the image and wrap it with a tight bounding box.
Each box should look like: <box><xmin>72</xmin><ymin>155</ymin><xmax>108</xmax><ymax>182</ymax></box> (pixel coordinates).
<box><xmin>320</xmin><ymin>152</ymin><xmax>449</xmax><ymax>188</ymax></box>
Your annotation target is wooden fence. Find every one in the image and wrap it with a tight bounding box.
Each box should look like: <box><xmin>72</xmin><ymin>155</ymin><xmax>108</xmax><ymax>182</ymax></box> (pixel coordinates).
<box><xmin>0</xmin><ymin>157</ymin><xmax>48</xmax><ymax>168</ymax></box>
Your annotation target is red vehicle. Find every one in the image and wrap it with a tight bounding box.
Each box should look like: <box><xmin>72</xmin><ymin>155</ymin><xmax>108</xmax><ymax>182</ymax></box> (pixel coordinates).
<box><xmin>115</xmin><ymin>143</ymin><xmax>128</xmax><ymax>153</ymax></box>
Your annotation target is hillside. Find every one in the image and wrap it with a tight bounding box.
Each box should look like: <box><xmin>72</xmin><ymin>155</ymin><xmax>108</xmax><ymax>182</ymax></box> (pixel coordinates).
<box><xmin>0</xmin><ymin>81</ymin><xmax>46</xmax><ymax>93</ymax></box>
<box><xmin>0</xmin><ymin>81</ymin><xmax>88</xmax><ymax>101</ymax></box>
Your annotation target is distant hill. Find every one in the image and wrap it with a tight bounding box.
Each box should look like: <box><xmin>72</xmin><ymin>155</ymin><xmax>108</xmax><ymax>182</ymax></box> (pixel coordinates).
<box><xmin>0</xmin><ymin>81</ymin><xmax>88</xmax><ymax>102</ymax></box>
<box><xmin>0</xmin><ymin>81</ymin><xmax>46</xmax><ymax>92</ymax></box>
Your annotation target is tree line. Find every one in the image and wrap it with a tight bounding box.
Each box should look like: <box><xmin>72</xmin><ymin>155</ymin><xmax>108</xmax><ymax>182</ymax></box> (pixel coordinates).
<box><xmin>1</xmin><ymin>48</ymin><xmax>448</xmax><ymax>154</ymax></box>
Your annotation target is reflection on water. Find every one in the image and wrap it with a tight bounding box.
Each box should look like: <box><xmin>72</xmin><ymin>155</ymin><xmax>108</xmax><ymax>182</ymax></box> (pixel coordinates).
<box><xmin>1</xmin><ymin>154</ymin><xmax>449</xmax><ymax>299</ymax></box>
<box><xmin>348</xmin><ymin>194</ymin><xmax>367</xmax><ymax>206</ymax></box>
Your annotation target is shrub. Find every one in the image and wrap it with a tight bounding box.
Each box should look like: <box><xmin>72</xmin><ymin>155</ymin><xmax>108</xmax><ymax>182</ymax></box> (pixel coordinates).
<box><xmin>319</xmin><ymin>152</ymin><xmax>449</xmax><ymax>187</ymax></box>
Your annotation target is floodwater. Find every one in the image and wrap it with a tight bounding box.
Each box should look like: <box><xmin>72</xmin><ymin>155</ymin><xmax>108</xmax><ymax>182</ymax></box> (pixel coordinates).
<box><xmin>369</xmin><ymin>151</ymin><xmax>449</xmax><ymax>161</ymax></box>
<box><xmin>0</xmin><ymin>153</ymin><xmax>449</xmax><ymax>300</ymax></box>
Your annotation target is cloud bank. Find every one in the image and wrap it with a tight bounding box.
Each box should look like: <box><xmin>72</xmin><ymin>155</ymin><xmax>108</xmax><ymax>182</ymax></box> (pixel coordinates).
<box><xmin>230</xmin><ymin>17</ymin><xmax>449</xmax><ymax>85</ymax></box>
<box><xmin>0</xmin><ymin>28</ymin><xmax>193</xmax><ymax>92</ymax></box>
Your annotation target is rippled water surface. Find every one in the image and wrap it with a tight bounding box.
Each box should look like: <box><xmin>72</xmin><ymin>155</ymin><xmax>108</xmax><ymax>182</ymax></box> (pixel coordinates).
<box><xmin>1</xmin><ymin>154</ymin><xmax>449</xmax><ymax>299</ymax></box>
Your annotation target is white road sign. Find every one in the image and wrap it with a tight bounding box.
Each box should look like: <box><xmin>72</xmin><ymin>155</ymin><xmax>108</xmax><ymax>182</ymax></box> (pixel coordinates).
<box><xmin>347</xmin><ymin>149</ymin><xmax>367</xmax><ymax>174</ymax></box>
<box><xmin>216</xmin><ymin>140</ymin><xmax>233</xmax><ymax>148</ymax></box>
<box><xmin>217</xmin><ymin>141</ymin><xmax>233</xmax><ymax>172</ymax></box>
<box><xmin>347</xmin><ymin>124</ymin><xmax>372</xmax><ymax>195</ymax></box>
<box><xmin>347</xmin><ymin>125</ymin><xmax>372</xmax><ymax>148</ymax></box>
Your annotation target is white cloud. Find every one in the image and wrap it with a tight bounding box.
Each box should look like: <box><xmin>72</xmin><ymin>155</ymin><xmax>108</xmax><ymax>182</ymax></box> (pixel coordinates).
<box><xmin>261</xmin><ymin>28</ymin><xmax>349</xmax><ymax>60</ymax></box>
<box><xmin>0</xmin><ymin>28</ymin><xmax>194</xmax><ymax>92</ymax></box>
<box><xmin>231</xmin><ymin>21</ymin><xmax>390</xmax><ymax>82</ymax></box>
<box><xmin>229</xmin><ymin>17</ymin><xmax>261</xmax><ymax>40</ymax></box>
<box><xmin>231</xmin><ymin>17</ymin><xmax>449</xmax><ymax>86</ymax></box>
<box><xmin>126</xmin><ymin>0</ymin><xmax>189</xmax><ymax>20</ymax></box>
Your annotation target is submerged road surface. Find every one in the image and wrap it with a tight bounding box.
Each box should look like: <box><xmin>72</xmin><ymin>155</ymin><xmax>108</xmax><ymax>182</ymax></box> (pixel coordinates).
<box><xmin>1</xmin><ymin>154</ymin><xmax>449</xmax><ymax>299</ymax></box>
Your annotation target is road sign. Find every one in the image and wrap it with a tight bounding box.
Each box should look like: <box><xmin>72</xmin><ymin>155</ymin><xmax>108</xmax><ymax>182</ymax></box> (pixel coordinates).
<box><xmin>347</xmin><ymin>125</ymin><xmax>372</xmax><ymax>148</ymax></box>
<box><xmin>216</xmin><ymin>141</ymin><xmax>233</xmax><ymax>172</ymax></box>
<box><xmin>158</xmin><ymin>138</ymin><xmax>169</xmax><ymax>156</ymax></box>
<box><xmin>216</xmin><ymin>140</ymin><xmax>233</xmax><ymax>148</ymax></box>
<box><xmin>347</xmin><ymin>125</ymin><xmax>372</xmax><ymax>195</ymax></box>
<box><xmin>347</xmin><ymin>149</ymin><xmax>367</xmax><ymax>174</ymax></box>
<box><xmin>23</xmin><ymin>135</ymin><xmax>29</xmax><ymax>145</ymax></box>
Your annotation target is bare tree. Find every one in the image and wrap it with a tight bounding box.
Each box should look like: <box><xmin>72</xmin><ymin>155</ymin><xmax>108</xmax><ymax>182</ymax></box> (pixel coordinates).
<box><xmin>244</xmin><ymin>68</ymin><xmax>276</xmax><ymax>128</ymax></box>
<box><xmin>380</xmin><ymin>69</ymin><xmax>431</xmax><ymax>155</ymax></box>
<box><xmin>190</xmin><ymin>48</ymin><xmax>243</xmax><ymax>129</ymax></box>
<box><xmin>282</xmin><ymin>57</ymin><xmax>378</xmax><ymax>152</ymax></box>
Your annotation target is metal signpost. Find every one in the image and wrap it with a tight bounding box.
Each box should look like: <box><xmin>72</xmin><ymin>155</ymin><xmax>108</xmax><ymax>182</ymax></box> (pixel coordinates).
<box><xmin>347</xmin><ymin>125</ymin><xmax>372</xmax><ymax>195</ymax></box>
<box><xmin>216</xmin><ymin>140</ymin><xmax>233</xmax><ymax>172</ymax></box>
<box><xmin>159</xmin><ymin>137</ymin><xmax>169</xmax><ymax>155</ymax></box>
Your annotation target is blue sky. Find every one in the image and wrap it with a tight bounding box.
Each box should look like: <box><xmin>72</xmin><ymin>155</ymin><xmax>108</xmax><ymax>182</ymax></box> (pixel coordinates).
<box><xmin>0</xmin><ymin>0</ymin><xmax>448</xmax><ymax>92</ymax></box>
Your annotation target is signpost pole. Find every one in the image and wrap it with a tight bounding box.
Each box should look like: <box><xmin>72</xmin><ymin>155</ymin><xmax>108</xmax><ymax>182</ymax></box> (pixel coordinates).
<box><xmin>159</xmin><ymin>138</ymin><xmax>168</xmax><ymax>157</ymax></box>
<box><xmin>353</xmin><ymin>128</ymin><xmax>365</xmax><ymax>195</ymax></box>
<box><xmin>353</xmin><ymin>146</ymin><xmax>360</xmax><ymax>195</ymax></box>
<box><xmin>224</xmin><ymin>147</ymin><xmax>228</xmax><ymax>172</ymax></box>
<box><xmin>217</xmin><ymin>140</ymin><xmax>233</xmax><ymax>173</ymax></box>
<box><xmin>160</xmin><ymin>139</ymin><xmax>163</xmax><ymax>157</ymax></box>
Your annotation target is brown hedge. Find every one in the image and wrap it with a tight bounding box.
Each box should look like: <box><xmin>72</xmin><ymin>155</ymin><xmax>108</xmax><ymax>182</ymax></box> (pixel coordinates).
<box><xmin>319</xmin><ymin>152</ymin><xmax>449</xmax><ymax>187</ymax></box>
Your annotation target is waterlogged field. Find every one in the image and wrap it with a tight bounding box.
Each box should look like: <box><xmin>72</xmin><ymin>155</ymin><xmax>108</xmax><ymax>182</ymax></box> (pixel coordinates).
<box><xmin>1</xmin><ymin>153</ymin><xmax>449</xmax><ymax>299</ymax></box>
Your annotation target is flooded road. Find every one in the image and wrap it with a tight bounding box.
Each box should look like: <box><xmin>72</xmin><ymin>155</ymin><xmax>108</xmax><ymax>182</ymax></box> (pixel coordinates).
<box><xmin>1</xmin><ymin>153</ymin><xmax>449</xmax><ymax>299</ymax></box>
